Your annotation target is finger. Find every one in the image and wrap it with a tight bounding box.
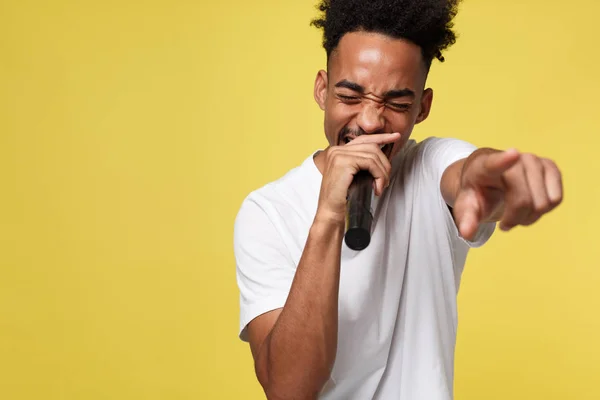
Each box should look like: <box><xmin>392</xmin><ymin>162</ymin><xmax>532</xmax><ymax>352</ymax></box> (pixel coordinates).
<box><xmin>521</xmin><ymin>153</ymin><xmax>551</xmax><ymax>225</ymax></box>
<box><xmin>347</xmin><ymin>149</ymin><xmax>390</xmax><ymax>181</ymax></box>
<box><xmin>499</xmin><ymin>163</ymin><xmax>533</xmax><ymax>231</ymax></box>
<box><xmin>347</xmin><ymin>132</ymin><xmax>401</xmax><ymax>146</ymax></box>
<box><xmin>328</xmin><ymin>152</ymin><xmax>387</xmax><ymax>196</ymax></box>
<box><xmin>482</xmin><ymin>148</ymin><xmax>521</xmax><ymax>177</ymax></box>
<box><xmin>542</xmin><ymin>158</ymin><xmax>563</xmax><ymax>207</ymax></box>
<box><xmin>452</xmin><ymin>189</ymin><xmax>482</xmax><ymax>241</ymax></box>
<box><xmin>459</xmin><ymin>210</ymin><xmax>479</xmax><ymax>241</ymax></box>
<box><xmin>350</xmin><ymin>154</ymin><xmax>390</xmax><ymax>196</ymax></box>
<box><xmin>372</xmin><ymin>179</ymin><xmax>385</xmax><ymax>197</ymax></box>
<box><xmin>343</xmin><ymin>143</ymin><xmax>392</xmax><ymax>180</ymax></box>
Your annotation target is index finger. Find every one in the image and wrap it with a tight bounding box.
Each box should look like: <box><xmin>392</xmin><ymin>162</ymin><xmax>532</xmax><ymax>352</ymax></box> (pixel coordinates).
<box><xmin>483</xmin><ymin>148</ymin><xmax>520</xmax><ymax>176</ymax></box>
<box><xmin>347</xmin><ymin>132</ymin><xmax>401</xmax><ymax>146</ymax></box>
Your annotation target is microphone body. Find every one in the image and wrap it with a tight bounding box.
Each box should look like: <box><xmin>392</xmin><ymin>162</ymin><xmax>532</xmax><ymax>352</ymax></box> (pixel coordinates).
<box><xmin>344</xmin><ymin>170</ymin><xmax>373</xmax><ymax>251</ymax></box>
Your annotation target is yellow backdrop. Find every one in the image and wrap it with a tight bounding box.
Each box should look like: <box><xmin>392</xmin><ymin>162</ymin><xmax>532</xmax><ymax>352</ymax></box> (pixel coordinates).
<box><xmin>1</xmin><ymin>0</ymin><xmax>599</xmax><ymax>399</ymax></box>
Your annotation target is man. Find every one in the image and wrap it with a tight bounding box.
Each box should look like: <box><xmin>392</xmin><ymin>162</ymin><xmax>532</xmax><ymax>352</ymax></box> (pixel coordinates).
<box><xmin>234</xmin><ymin>0</ymin><xmax>563</xmax><ymax>399</ymax></box>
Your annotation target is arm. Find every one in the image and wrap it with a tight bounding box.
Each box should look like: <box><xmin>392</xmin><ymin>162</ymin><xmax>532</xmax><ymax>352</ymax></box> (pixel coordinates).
<box><xmin>440</xmin><ymin>147</ymin><xmax>563</xmax><ymax>241</ymax></box>
<box><xmin>244</xmin><ymin>133</ymin><xmax>400</xmax><ymax>399</ymax></box>
<box><xmin>249</xmin><ymin>216</ymin><xmax>343</xmax><ymax>399</ymax></box>
<box><xmin>441</xmin><ymin>148</ymin><xmax>503</xmax><ymax>220</ymax></box>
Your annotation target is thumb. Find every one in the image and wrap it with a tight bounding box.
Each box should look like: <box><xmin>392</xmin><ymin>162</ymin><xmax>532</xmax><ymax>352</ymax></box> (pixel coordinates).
<box><xmin>453</xmin><ymin>190</ymin><xmax>482</xmax><ymax>241</ymax></box>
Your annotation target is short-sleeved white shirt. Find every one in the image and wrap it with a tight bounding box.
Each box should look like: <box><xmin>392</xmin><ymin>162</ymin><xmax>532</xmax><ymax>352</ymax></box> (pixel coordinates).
<box><xmin>234</xmin><ymin>137</ymin><xmax>495</xmax><ymax>399</ymax></box>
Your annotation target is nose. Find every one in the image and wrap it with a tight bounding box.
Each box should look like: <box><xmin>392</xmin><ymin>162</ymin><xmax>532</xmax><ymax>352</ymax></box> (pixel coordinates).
<box><xmin>356</xmin><ymin>102</ymin><xmax>385</xmax><ymax>134</ymax></box>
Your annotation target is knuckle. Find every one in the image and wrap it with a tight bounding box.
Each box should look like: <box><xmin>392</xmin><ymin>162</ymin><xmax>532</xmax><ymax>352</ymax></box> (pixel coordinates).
<box><xmin>521</xmin><ymin>152</ymin><xmax>536</xmax><ymax>161</ymax></box>
<box><xmin>327</xmin><ymin>150</ymin><xmax>337</xmax><ymax>162</ymax></box>
<box><xmin>520</xmin><ymin>152</ymin><xmax>534</xmax><ymax>161</ymax></box>
<box><xmin>330</xmin><ymin>152</ymin><xmax>344</xmax><ymax>166</ymax></box>
<box><xmin>503</xmin><ymin>165</ymin><xmax>520</xmax><ymax>179</ymax></box>
<box><xmin>524</xmin><ymin>153</ymin><xmax>543</xmax><ymax>167</ymax></box>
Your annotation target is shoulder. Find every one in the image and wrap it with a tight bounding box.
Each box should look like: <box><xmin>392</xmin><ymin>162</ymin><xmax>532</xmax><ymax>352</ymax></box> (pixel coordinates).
<box><xmin>414</xmin><ymin>137</ymin><xmax>478</xmax><ymax>160</ymax></box>
<box><xmin>234</xmin><ymin>152</ymin><xmax>320</xmax><ymax>242</ymax></box>
<box><xmin>395</xmin><ymin>137</ymin><xmax>478</xmax><ymax>181</ymax></box>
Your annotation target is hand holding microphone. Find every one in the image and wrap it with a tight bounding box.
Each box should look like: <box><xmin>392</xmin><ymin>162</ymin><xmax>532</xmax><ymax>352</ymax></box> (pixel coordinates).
<box><xmin>314</xmin><ymin>132</ymin><xmax>399</xmax><ymax>250</ymax></box>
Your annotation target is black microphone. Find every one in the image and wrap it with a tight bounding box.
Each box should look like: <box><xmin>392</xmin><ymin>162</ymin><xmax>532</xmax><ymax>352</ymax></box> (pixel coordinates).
<box><xmin>344</xmin><ymin>170</ymin><xmax>373</xmax><ymax>251</ymax></box>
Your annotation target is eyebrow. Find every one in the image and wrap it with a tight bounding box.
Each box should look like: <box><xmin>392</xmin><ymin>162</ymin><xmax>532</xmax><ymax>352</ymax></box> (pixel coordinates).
<box><xmin>382</xmin><ymin>88</ymin><xmax>415</xmax><ymax>99</ymax></box>
<box><xmin>334</xmin><ymin>79</ymin><xmax>365</xmax><ymax>93</ymax></box>
<box><xmin>334</xmin><ymin>79</ymin><xmax>415</xmax><ymax>99</ymax></box>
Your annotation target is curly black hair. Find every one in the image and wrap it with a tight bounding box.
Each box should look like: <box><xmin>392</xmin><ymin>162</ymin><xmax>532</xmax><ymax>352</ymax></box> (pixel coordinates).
<box><xmin>311</xmin><ymin>0</ymin><xmax>461</xmax><ymax>68</ymax></box>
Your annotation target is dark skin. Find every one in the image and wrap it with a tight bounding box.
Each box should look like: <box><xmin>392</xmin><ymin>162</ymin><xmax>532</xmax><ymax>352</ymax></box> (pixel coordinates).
<box><xmin>245</xmin><ymin>31</ymin><xmax>563</xmax><ymax>400</ymax></box>
<box><xmin>313</xmin><ymin>32</ymin><xmax>432</xmax><ymax>218</ymax></box>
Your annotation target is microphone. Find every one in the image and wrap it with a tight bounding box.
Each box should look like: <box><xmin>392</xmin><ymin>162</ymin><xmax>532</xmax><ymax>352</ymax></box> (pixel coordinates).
<box><xmin>344</xmin><ymin>170</ymin><xmax>373</xmax><ymax>251</ymax></box>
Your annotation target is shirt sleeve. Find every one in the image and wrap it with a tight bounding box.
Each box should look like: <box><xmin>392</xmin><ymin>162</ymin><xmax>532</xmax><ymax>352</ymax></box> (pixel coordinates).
<box><xmin>418</xmin><ymin>137</ymin><xmax>496</xmax><ymax>248</ymax></box>
<box><xmin>233</xmin><ymin>194</ymin><xmax>296</xmax><ymax>341</ymax></box>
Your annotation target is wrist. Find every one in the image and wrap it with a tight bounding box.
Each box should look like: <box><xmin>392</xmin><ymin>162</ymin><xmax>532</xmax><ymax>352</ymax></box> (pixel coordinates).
<box><xmin>312</xmin><ymin>210</ymin><xmax>345</xmax><ymax>243</ymax></box>
<box><xmin>314</xmin><ymin>207</ymin><xmax>346</xmax><ymax>227</ymax></box>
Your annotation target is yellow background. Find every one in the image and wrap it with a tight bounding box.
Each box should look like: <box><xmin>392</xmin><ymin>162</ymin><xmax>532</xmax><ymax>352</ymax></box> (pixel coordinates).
<box><xmin>1</xmin><ymin>0</ymin><xmax>598</xmax><ymax>399</ymax></box>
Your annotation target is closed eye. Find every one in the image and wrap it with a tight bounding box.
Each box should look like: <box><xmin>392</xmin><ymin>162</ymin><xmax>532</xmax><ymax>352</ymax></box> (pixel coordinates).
<box><xmin>337</xmin><ymin>94</ymin><xmax>360</xmax><ymax>103</ymax></box>
<box><xmin>387</xmin><ymin>102</ymin><xmax>411</xmax><ymax>111</ymax></box>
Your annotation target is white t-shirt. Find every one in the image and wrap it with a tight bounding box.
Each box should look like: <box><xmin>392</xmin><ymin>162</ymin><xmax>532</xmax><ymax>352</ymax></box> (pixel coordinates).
<box><xmin>234</xmin><ymin>137</ymin><xmax>495</xmax><ymax>400</ymax></box>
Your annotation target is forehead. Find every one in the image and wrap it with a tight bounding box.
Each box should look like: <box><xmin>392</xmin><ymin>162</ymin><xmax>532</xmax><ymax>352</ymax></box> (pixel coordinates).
<box><xmin>328</xmin><ymin>31</ymin><xmax>426</xmax><ymax>91</ymax></box>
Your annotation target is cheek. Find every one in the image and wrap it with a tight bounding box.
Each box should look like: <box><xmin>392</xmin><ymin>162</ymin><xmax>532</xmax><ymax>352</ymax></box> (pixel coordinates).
<box><xmin>388</xmin><ymin>112</ymin><xmax>414</xmax><ymax>135</ymax></box>
<box><xmin>328</xmin><ymin>103</ymin><xmax>355</xmax><ymax>124</ymax></box>
<box><xmin>325</xmin><ymin>105</ymin><xmax>354</xmax><ymax>142</ymax></box>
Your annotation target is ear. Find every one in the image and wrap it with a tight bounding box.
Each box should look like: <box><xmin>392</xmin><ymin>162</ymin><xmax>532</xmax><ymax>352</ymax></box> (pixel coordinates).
<box><xmin>314</xmin><ymin>70</ymin><xmax>328</xmax><ymax>111</ymax></box>
<box><xmin>415</xmin><ymin>88</ymin><xmax>433</xmax><ymax>124</ymax></box>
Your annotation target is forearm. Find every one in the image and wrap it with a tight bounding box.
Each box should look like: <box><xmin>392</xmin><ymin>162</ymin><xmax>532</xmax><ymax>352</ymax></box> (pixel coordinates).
<box><xmin>440</xmin><ymin>157</ymin><xmax>464</xmax><ymax>209</ymax></box>
<box><xmin>257</xmin><ymin>215</ymin><xmax>344</xmax><ymax>399</ymax></box>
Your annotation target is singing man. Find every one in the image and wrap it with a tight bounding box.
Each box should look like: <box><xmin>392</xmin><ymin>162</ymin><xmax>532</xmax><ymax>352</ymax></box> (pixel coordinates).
<box><xmin>234</xmin><ymin>0</ymin><xmax>563</xmax><ymax>398</ymax></box>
